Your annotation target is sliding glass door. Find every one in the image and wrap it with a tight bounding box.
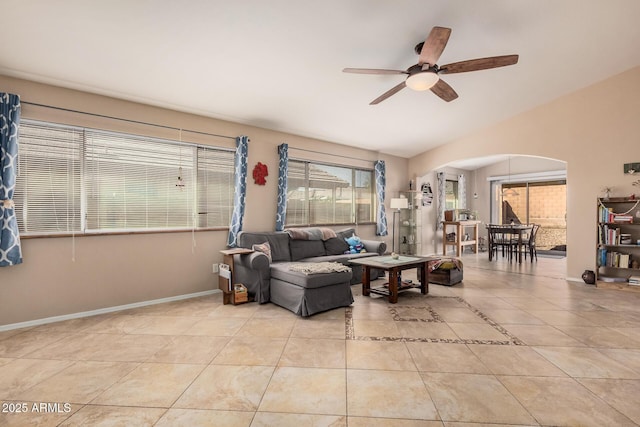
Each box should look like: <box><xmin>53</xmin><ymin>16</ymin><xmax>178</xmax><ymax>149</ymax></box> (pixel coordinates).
<box><xmin>495</xmin><ymin>180</ymin><xmax>567</xmax><ymax>252</ymax></box>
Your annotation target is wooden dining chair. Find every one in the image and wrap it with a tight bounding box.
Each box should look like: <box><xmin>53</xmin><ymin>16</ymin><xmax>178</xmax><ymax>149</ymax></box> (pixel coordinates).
<box><xmin>513</xmin><ymin>224</ymin><xmax>540</xmax><ymax>262</ymax></box>
<box><xmin>486</xmin><ymin>225</ymin><xmax>496</xmax><ymax>261</ymax></box>
<box><xmin>486</xmin><ymin>225</ymin><xmax>513</xmax><ymax>261</ymax></box>
<box><xmin>524</xmin><ymin>224</ymin><xmax>540</xmax><ymax>261</ymax></box>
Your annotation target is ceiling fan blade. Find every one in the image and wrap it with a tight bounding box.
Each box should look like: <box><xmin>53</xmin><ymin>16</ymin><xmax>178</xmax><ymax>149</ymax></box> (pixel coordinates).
<box><xmin>418</xmin><ymin>26</ymin><xmax>452</xmax><ymax>66</ymax></box>
<box><xmin>343</xmin><ymin>68</ymin><xmax>407</xmax><ymax>75</ymax></box>
<box><xmin>370</xmin><ymin>82</ymin><xmax>406</xmax><ymax>105</ymax></box>
<box><xmin>440</xmin><ymin>54</ymin><xmax>519</xmax><ymax>74</ymax></box>
<box><xmin>430</xmin><ymin>79</ymin><xmax>458</xmax><ymax>102</ymax></box>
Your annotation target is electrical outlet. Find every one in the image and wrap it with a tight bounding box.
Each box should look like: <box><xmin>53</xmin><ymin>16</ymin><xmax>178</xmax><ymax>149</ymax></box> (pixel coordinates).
<box><xmin>212</xmin><ymin>263</ymin><xmax>219</xmax><ymax>274</ymax></box>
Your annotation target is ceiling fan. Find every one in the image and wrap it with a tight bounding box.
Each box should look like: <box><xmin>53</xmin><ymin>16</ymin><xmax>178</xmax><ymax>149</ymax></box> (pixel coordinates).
<box><xmin>343</xmin><ymin>26</ymin><xmax>519</xmax><ymax>104</ymax></box>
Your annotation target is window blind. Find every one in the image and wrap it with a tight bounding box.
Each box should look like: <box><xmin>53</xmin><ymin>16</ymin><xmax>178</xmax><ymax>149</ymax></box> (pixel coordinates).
<box><xmin>355</xmin><ymin>169</ymin><xmax>374</xmax><ymax>223</ymax></box>
<box><xmin>286</xmin><ymin>160</ymin><xmax>374</xmax><ymax>226</ymax></box>
<box><xmin>84</xmin><ymin>130</ymin><xmax>194</xmax><ymax>231</ymax></box>
<box><xmin>197</xmin><ymin>146</ymin><xmax>235</xmax><ymax>228</ymax></box>
<box><xmin>14</xmin><ymin>120</ymin><xmax>235</xmax><ymax>236</ymax></box>
<box><xmin>285</xmin><ymin>160</ymin><xmax>309</xmax><ymax>226</ymax></box>
<box><xmin>14</xmin><ymin>122</ymin><xmax>82</xmax><ymax>235</ymax></box>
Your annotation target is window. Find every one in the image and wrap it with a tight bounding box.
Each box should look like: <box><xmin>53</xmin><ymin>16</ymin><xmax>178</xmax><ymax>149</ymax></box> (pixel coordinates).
<box><xmin>14</xmin><ymin>120</ymin><xmax>234</xmax><ymax>236</ymax></box>
<box><xmin>285</xmin><ymin>160</ymin><xmax>374</xmax><ymax>226</ymax></box>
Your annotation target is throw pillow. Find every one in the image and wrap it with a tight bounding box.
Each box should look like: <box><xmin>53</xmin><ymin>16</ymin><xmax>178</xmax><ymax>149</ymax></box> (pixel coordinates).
<box><xmin>252</xmin><ymin>242</ymin><xmax>272</xmax><ymax>262</ymax></box>
<box><xmin>324</xmin><ymin>237</ymin><xmax>349</xmax><ymax>255</ymax></box>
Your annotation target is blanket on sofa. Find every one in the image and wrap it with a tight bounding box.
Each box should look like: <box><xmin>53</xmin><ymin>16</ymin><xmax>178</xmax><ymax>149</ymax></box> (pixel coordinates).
<box><xmin>285</xmin><ymin>227</ymin><xmax>337</xmax><ymax>241</ymax></box>
<box><xmin>428</xmin><ymin>258</ymin><xmax>463</xmax><ymax>272</ymax></box>
<box><xmin>288</xmin><ymin>262</ymin><xmax>352</xmax><ymax>275</ymax></box>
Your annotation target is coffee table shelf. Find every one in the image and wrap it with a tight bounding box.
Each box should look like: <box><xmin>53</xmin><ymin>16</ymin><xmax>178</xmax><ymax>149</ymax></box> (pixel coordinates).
<box><xmin>370</xmin><ymin>281</ymin><xmax>422</xmax><ymax>297</ymax></box>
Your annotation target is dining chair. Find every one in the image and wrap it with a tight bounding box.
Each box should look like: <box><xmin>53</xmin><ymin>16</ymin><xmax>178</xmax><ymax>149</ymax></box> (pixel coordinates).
<box><xmin>486</xmin><ymin>225</ymin><xmax>513</xmax><ymax>261</ymax></box>
<box><xmin>514</xmin><ymin>224</ymin><xmax>539</xmax><ymax>262</ymax></box>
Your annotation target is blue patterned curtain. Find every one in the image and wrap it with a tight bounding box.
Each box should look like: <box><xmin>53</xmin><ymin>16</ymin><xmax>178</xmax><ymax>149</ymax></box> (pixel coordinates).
<box><xmin>374</xmin><ymin>160</ymin><xmax>388</xmax><ymax>236</ymax></box>
<box><xmin>227</xmin><ymin>136</ymin><xmax>249</xmax><ymax>247</ymax></box>
<box><xmin>436</xmin><ymin>171</ymin><xmax>445</xmax><ymax>230</ymax></box>
<box><xmin>275</xmin><ymin>143</ymin><xmax>288</xmax><ymax>231</ymax></box>
<box><xmin>0</xmin><ymin>93</ymin><xmax>22</xmax><ymax>266</ymax></box>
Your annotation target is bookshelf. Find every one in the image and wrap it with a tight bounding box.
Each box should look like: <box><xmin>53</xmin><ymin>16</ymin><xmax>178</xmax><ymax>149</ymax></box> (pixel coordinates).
<box><xmin>596</xmin><ymin>197</ymin><xmax>640</xmax><ymax>291</ymax></box>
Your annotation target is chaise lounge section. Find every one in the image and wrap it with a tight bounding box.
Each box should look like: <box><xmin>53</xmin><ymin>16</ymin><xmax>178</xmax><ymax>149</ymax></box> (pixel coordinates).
<box><xmin>232</xmin><ymin>228</ymin><xmax>386</xmax><ymax>316</ymax></box>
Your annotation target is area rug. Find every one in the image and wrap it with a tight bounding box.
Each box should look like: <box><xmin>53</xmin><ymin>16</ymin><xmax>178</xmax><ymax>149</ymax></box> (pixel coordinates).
<box><xmin>345</xmin><ymin>294</ymin><xmax>524</xmax><ymax>346</ymax></box>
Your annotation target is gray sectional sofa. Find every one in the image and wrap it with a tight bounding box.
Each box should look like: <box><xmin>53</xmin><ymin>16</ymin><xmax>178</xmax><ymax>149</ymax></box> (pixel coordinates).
<box><xmin>231</xmin><ymin>228</ymin><xmax>386</xmax><ymax>316</ymax></box>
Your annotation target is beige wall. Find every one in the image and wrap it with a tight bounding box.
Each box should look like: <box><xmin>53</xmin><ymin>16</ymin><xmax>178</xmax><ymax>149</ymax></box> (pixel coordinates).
<box><xmin>409</xmin><ymin>66</ymin><xmax>640</xmax><ymax>281</ymax></box>
<box><xmin>0</xmin><ymin>75</ymin><xmax>408</xmax><ymax>326</ymax></box>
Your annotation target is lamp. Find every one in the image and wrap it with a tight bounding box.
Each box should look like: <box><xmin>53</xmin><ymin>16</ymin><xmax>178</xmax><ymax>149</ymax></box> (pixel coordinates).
<box><xmin>405</xmin><ymin>71</ymin><xmax>439</xmax><ymax>91</ymax></box>
<box><xmin>502</xmin><ymin>156</ymin><xmax>519</xmax><ymax>197</ymax></box>
<box><xmin>390</xmin><ymin>197</ymin><xmax>409</xmax><ymax>253</ymax></box>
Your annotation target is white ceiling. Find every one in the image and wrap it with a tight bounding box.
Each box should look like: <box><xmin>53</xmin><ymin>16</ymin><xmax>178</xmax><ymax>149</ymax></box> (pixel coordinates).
<box><xmin>2</xmin><ymin>0</ymin><xmax>639</xmax><ymax>160</ymax></box>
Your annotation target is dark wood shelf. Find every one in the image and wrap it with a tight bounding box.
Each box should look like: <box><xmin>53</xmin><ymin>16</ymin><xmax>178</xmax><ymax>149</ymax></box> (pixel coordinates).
<box><xmin>599</xmin><ymin>197</ymin><xmax>640</xmax><ymax>203</ymax></box>
<box><xmin>598</xmin><ymin>265</ymin><xmax>640</xmax><ymax>271</ymax></box>
<box><xmin>596</xmin><ymin>197</ymin><xmax>640</xmax><ymax>288</ymax></box>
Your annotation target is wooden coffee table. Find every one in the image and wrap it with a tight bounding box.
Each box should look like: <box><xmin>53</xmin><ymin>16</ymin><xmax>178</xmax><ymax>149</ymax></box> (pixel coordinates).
<box><xmin>350</xmin><ymin>255</ymin><xmax>438</xmax><ymax>303</ymax></box>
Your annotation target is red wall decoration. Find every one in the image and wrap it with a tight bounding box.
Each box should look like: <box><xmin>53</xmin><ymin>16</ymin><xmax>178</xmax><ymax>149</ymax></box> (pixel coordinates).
<box><xmin>252</xmin><ymin>162</ymin><xmax>268</xmax><ymax>185</ymax></box>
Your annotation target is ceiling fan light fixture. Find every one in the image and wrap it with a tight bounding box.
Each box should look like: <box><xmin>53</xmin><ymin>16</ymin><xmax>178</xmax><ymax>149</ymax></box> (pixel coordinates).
<box><xmin>405</xmin><ymin>71</ymin><xmax>439</xmax><ymax>91</ymax></box>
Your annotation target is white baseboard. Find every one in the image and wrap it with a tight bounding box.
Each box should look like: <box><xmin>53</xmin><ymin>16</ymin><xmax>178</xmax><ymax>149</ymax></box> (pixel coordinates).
<box><xmin>0</xmin><ymin>289</ymin><xmax>221</xmax><ymax>332</ymax></box>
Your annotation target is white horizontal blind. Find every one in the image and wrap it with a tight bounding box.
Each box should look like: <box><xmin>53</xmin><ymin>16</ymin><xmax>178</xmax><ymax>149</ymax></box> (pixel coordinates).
<box><xmin>308</xmin><ymin>163</ymin><xmax>353</xmax><ymax>224</ymax></box>
<box><xmin>197</xmin><ymin>146</ymin><xmax>234</xmax><ymax>227</ymax></box>
<box><xmin>285</xmin><ymin>160</ymin><xmax>308</xmax><ymax>226</ymax></box>
<box><xmin>355</xmin><ymin>168</ymin><xmax>374</xmax><ymax>223</ymax></box>
<box><xmin>85</xmin><ymin>130</ymin><xmax>194</xmax><ymax>231</ymax></box>
<box><xmin>14</xmin><ymin>119</ymin><xmax>236</xmax><ymax>235</ymax></box>
<box><xmin>285</xmin><ymin>160</ymin><xmax>374</xmax><ymax>226</ymax></box>
<box><xmin>14</xmin><ymin>122</ymin><xmax>82</xmax><ymax>235</ymax></box>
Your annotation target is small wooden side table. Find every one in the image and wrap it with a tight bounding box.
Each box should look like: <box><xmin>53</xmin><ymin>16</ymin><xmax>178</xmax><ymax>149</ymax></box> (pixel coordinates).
<box><xmin>442</xmin><ymin>220</ymin><xmax>480</xmax><ymax>257</ymax></box>
<box><xmin>219</xmin><ymin>248</ymin><xmax>253</xmax><ymax>305</ymax></box>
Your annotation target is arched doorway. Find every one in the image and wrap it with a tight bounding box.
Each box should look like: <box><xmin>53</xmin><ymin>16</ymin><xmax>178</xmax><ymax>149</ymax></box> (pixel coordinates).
<box><xmin>417</xmin><ymin>154</ymin><xmax>567</xmax><ymax>267</ymax></box>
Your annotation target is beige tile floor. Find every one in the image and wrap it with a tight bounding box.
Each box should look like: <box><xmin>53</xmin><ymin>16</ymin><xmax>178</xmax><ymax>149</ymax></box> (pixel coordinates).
<box><xmin>1</xmin><ymin>254</ymin><xmax>640</xmax><ymax>426</ymax></box>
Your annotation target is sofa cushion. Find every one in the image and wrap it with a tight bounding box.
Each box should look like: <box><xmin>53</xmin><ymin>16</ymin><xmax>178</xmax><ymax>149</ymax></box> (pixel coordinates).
<box><xmin>290</xmin><ymin>239</ymin><xmax>326</xmax><ymax>261</ymax></box>
<box><xmin>270</xmin><ymin>262</ymin><xmax>352</xmax><ymax>289</ymax></box>
<box><xmin>238</xmin><ymin>231</ymin><xmax>291</xmax><ymax>262</ymax></box>
<box><xmin>336</xmin><ymin>228</ymin><xmax>356</xmax><ymax>240</ymax></box>
<box><xmin>324</xmin><ymin>237</ymin><xmax>349</xmax><ymax>255</ymax></box>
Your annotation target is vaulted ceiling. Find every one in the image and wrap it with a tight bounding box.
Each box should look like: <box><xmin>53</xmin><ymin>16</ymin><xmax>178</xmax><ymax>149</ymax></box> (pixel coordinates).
<box><xmin>1</xmin><ymin>1</ymin><xmax>639</xmax><ymax>158</ymax></box>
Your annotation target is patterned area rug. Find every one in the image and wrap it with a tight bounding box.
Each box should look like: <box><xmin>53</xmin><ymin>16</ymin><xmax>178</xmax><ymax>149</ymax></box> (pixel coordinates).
<box><xmin>346</xmin><ymin>294</ymin><xmax>524</xmax><ymax>345</ymax></box>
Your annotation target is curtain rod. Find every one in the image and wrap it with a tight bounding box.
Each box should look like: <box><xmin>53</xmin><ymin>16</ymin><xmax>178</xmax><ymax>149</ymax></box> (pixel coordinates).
<box><xmin>289</xmin><ymin>146</ymin><xmax>377</xmax><ymax>164</ymax></box>
<box><xmin>21</xmin><ymin>101</ymin><xmax>237</xmax><ymax>141</ymax></box>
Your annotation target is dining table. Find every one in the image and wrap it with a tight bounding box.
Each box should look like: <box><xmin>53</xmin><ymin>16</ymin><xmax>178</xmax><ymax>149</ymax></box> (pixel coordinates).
<box><xmin>486</xmin><ymin>224</ymin><xmax>533</xmax><ymax>263</ymax></box>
